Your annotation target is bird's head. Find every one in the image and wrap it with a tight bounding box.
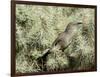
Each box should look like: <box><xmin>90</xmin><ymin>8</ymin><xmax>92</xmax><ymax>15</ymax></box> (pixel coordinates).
<box><xmin>65</xmin><ymin>21</ymin><xmax>83</xmax><ymax>33</ymax></box>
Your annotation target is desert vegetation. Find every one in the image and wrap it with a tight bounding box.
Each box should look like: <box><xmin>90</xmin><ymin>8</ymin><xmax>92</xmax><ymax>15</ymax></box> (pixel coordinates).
<box><xmin>16</xmin><ymin>4</ymin><xmax>95</xmax><ymax>73</ymax></box>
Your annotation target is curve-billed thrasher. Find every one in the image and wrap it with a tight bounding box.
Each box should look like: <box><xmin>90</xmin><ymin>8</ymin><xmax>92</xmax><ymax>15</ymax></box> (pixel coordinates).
<box><xmin>51</xmin><ymin>22</ymin><xmax>83</xmax><ymax>52</ymax></box>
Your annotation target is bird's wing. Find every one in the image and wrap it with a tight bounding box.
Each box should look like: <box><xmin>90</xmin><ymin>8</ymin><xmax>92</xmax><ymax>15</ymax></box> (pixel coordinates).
<box><xmin>52</xmin><ymin>37</ymin><xmax>62</xmax><ymax>47</ymax></box>
<box><xmin>52</xmin><ymin>32</ymin><xmax>64</xmax><ymax>47</ymax></box>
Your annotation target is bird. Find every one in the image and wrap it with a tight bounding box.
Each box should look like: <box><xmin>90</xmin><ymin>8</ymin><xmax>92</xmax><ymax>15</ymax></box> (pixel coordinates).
<box><xmin>37</xmin><ymin>21</ymin><xmax>83</xmax><ymax>59</ymax></box>
<box><xmin>36</xmin><ymin>22</ymin><xmax>83</xmax><ymax>71</ymax></box>
<box><xmin>51</xmin><ymin>21</ymin><xmax>83</xmax><ymax>52</ymax></box>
